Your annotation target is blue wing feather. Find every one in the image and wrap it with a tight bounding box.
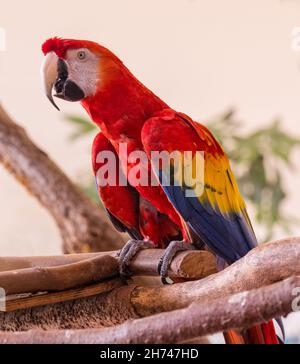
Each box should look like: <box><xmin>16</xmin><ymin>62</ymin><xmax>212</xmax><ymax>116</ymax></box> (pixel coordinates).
<box><xmin>158</xmin><ymin>171</ymin><xmax>257</xmax><ymax>264</ymax></box>
<box><xmin>143</xmin><ymin>111</ymin><xmax>257</xmax><ymax>264</ymax></box>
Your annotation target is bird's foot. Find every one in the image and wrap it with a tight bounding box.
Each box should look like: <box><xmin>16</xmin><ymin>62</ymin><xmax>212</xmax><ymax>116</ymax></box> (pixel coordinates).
<box><xmin>158</xmin><ymin>241</ymin><xmax>195</xmax><ymax>284</ymax></box>
<box><xmin>118</xmin><ymin>239</ymin><xmax>155</xmax><ymax>280</ymax></box>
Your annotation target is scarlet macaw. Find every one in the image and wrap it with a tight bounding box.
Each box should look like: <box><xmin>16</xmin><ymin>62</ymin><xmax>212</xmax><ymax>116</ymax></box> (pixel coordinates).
<box><xmin>41</xmin><ymin>37</ymin><xmax>282</xmax><ymax>344</ymax></box>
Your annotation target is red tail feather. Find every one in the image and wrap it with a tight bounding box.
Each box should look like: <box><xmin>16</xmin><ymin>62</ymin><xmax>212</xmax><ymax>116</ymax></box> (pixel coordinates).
<box><xmin>224</xmin><ymin>321</ymin><xmax>279</xmax><ymax>344</ymax></box>
<box><xmin>260</xmin><ymin>321</ymin><xmax>279</xmax><ymax>344</ymax></box>
<box><xmin>224</xmin><ymin>330</ymin><xmax>245</xmax><ymax>344</ymax></box>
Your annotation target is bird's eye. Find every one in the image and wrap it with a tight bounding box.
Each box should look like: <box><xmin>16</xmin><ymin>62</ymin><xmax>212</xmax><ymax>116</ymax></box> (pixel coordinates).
<box><xmin>77</xmin><ymin>51</ymin><xmax>86</xmax><ymax>60</ymax></box>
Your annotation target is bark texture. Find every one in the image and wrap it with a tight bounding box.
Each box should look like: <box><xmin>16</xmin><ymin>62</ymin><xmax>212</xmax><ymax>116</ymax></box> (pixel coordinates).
<box><xmin>0</xmin><ymin>276</ymin><xmax>297</xmax><ymax>344</ymax></box>
<box><xmin>0</xmin><ymin>249</ymin><xmax>216</xmax><ymax>295</ymax></box>
<box><xmin>0</xmin><ymin>104</ymin><xmax>124</xmax><ymax>253</ymax></box>
<box><xmin>0</xmin><ymin>237</ymin><xmax>298</xmax><ymax>333</ymax></box>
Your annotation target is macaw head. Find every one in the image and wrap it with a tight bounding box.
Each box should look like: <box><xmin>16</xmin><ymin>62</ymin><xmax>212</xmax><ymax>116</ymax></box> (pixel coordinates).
<box><xmin>41</xmin><ymin>37</ymin><xmax>122</xmax><ymax>110</ymax></box>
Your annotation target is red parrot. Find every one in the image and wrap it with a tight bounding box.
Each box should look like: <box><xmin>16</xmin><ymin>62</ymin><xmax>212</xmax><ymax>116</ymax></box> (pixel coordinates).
<box><xmin>41</xmin><ymin>37</ymin><xmax>283</xmax><ymax>344</ymax></box>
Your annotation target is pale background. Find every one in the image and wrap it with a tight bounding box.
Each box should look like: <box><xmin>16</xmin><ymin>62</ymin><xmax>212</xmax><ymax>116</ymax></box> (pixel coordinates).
<box><xmin>1</xmin><ymin>0</ymin><xmax>300</xmax><ymax>342</ymax></box>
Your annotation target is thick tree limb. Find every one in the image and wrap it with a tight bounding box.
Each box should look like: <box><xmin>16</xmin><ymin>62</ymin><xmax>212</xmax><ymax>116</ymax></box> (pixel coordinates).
<box><xmin>0</xmin><ymin>249</ymin><xmax>217</xmax><ymax>295</ymax></box>
<box><xmin>0</xmin><ymin>103</ymin><xmax>123</xmax><ymax>253</ymax></box>
<box><xmin>0</xmin><ymin>237</ymin><xmax>299</xmax><ymax>331</ymax></box>
<box><xmin>0</xmin><ymin>285</ymin><xmax>138</xmax><ymax>331</ymax></box>
<box><xmin>131</xmin><ymin>237</ymin><xmax>300</xmax><ymax>316</ymax></box>
<box><xmin>0</xmin><ymin>276</ymin><xmax>297</xmax><ymax>344</ymax></box>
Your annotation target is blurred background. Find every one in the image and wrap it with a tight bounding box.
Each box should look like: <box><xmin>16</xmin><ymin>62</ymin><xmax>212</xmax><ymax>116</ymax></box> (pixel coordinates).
<box><xmin>1</xmin><ymin>0</ymin><xmax>300</xmax><ymax>342</ymax></box>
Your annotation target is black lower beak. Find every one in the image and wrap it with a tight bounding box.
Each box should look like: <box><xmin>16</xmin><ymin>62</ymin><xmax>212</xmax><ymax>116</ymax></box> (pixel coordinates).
<box><xmin>55</xmin><ymin>79</ymin><xmax>85</xmax><ymax>102</ymax></box>
<box><xmin>54</xmin><ymin>59</ymin><xmax>85</xmax><ymax>102</ymax></box>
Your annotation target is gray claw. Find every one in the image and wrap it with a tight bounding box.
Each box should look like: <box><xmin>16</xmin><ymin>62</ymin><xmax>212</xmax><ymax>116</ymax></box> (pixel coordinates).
<box><xmin>158</xmin><ymin>241</ymin><xmax>195</xmax><ymax>284</ymax></box>
<box><xmin>118</xmin><ymin>239</ymin><xmax>154</xmax><ymax>280</ymax></box>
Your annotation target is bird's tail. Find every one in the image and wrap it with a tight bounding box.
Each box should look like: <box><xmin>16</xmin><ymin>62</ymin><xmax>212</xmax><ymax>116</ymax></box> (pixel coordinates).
<box><xmin>224</xmin><ymin>320</ymin><xmax>279</xmax><ymax>344</ymax></box>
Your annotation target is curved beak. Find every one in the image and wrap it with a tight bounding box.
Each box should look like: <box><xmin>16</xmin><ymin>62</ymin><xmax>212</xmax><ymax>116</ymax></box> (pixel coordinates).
<box><xmin>41</xmin><ymin>52</ymin><xmax>85</xmax><ymax>111</ymax></box>
<box><xmin>41</xmin><ymin>52</ymin><xmax>60</xmax><ymax>111</ymax></box>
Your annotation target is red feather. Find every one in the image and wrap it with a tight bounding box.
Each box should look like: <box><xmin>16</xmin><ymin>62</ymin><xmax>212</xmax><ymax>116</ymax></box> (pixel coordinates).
<box><xmin>92</xmin><ymin>132</ymin><xmax>181</xmax><ymax>246</ymax></box>
<box><xmin>42</xmin><ymin>37</ymin><xmax>119</xmax><ymax>60</ymax></box>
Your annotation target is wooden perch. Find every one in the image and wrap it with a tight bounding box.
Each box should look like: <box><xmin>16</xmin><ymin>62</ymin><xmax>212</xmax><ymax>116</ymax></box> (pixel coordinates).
<box><xmin>0</xmin><ymin>276</ymin><xmax>297</xmax><ymax>344</ymax></box>
<box><xmin>0</xmin><ymin>103</ymin><xmax>124</xmax><ymax>253</ymax></box>
<box><xmin>5</xmin><ymin>279</ymin><xmax>124</xmax><ymax>312</ymax></box>
<box><xmin>0</xmin><ymin>255</ymin><xmax>119</xmax><ymax>295</ymax></box>
<box><xmin>131</xmin><ymin>237</ymin><xmax>300</xmax><ymax>316</ymax></box>
<box><xmin>0</xmin><ymin>237</ymin><xmax>299</xmax><ymax>332</ymax></box>
<box><xmin>0</xmin><ymin>249</ymin><xmax>216</xmax><ymax>295</ymax></box>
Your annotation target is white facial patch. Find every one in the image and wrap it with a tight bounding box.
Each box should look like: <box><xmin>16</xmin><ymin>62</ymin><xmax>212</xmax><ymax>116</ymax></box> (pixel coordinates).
<box><xmin>65</xmin><ymin>48</ymin><xmax>100</xmax><ymax>97</ymax></box>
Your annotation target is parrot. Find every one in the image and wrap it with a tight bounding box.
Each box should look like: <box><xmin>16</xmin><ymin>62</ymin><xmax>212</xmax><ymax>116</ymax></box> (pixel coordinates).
<box><xmin>41</xmin><ymin>37</ymin><xmax>283</xmax><ymax>344</ymax></box>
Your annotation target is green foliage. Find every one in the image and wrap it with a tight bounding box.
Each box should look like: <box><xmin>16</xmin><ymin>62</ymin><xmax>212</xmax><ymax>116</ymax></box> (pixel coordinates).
<box><xmin>64</xmin><ymin>114</ymin><xmax>98</xmax><ymax>201</ymax></box>
<box><xmin>64</xmin><ymin>114</ymin><xmax>97</xmax><ymax>141</ymax></box>
<box><xmin>64</xmin><ymin>110</ymin><xmax>300</xmax><ymax>241</ymax></box>
<box><xmin>206</xmin><ymin>110</ymin><xmax>300</xmax><ymax>241</ymax></box>
<box><xmin>80</xmin><ymin>179</ymin><xmax>100</xmax><ymax>204</ymax></box>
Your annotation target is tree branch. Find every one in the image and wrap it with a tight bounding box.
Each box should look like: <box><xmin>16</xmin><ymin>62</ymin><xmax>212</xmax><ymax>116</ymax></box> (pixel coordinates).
<box><xmin>131</xmin><ymin>237</ymin><xmax>300</xmax><ymax>316</ymax></box>
<box><xmin>0</xmin><ymin>249</ymin><xmax>217</xmax><ymax>295</ymax></box>
<box><xmin>0</xmin><ymin>237</ymin><xmax>298</xmax><ymax>332</ymax></box>
<box><xmin>0</xmin><ymin>255</ymin><xmax>119</xmax><ymax>295</ymax></box>
<box><xmin>0</xmin><ymin>103</ymin><xmax>123</xmax><ymax>253</ymax></box>
<box><xmin>0</xmin><ymin>276</ymin><xmax>297</xmax><ymax>344</ymax></box>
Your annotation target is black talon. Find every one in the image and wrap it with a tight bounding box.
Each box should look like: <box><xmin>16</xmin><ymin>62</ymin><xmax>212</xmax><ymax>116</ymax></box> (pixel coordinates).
<box><xmin>158</xmin><ymin>241</ymin><xmax>195</xmax><ymax>284</ymax></box>
<box><xmin>118</xmin><ymin>239</ymin><xmax>154</xmax><ymax>280</ymax></box>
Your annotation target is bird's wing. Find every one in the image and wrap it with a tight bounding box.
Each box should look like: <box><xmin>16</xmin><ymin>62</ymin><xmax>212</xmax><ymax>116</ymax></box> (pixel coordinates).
<box><xmin>92</xmin><ymin>132</ymin><xmax>142</xmax><ymax>240</ymax></box>
<box><xmin>141</xmin><ymin>109</ymin><xmax>257</xmax><ymax>263</ymax></box>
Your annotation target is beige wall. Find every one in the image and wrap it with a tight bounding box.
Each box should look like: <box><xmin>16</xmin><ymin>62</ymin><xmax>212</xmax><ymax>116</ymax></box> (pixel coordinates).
<box><xmin>1</xmin><ymin>0</ymin><xmax>300</xmax><ymax>256</ymax></box>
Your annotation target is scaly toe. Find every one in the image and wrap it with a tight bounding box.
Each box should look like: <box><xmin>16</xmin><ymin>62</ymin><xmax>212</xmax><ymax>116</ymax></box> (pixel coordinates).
<box><xmin>158</xmin><ymin>241</ymin><xmax>195</xmax><ymax>284</ymax></box>
<box><xmin>118</xmin><ymin>239</ymin><xmax>154</xmax><ymax>280</ymax></box>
